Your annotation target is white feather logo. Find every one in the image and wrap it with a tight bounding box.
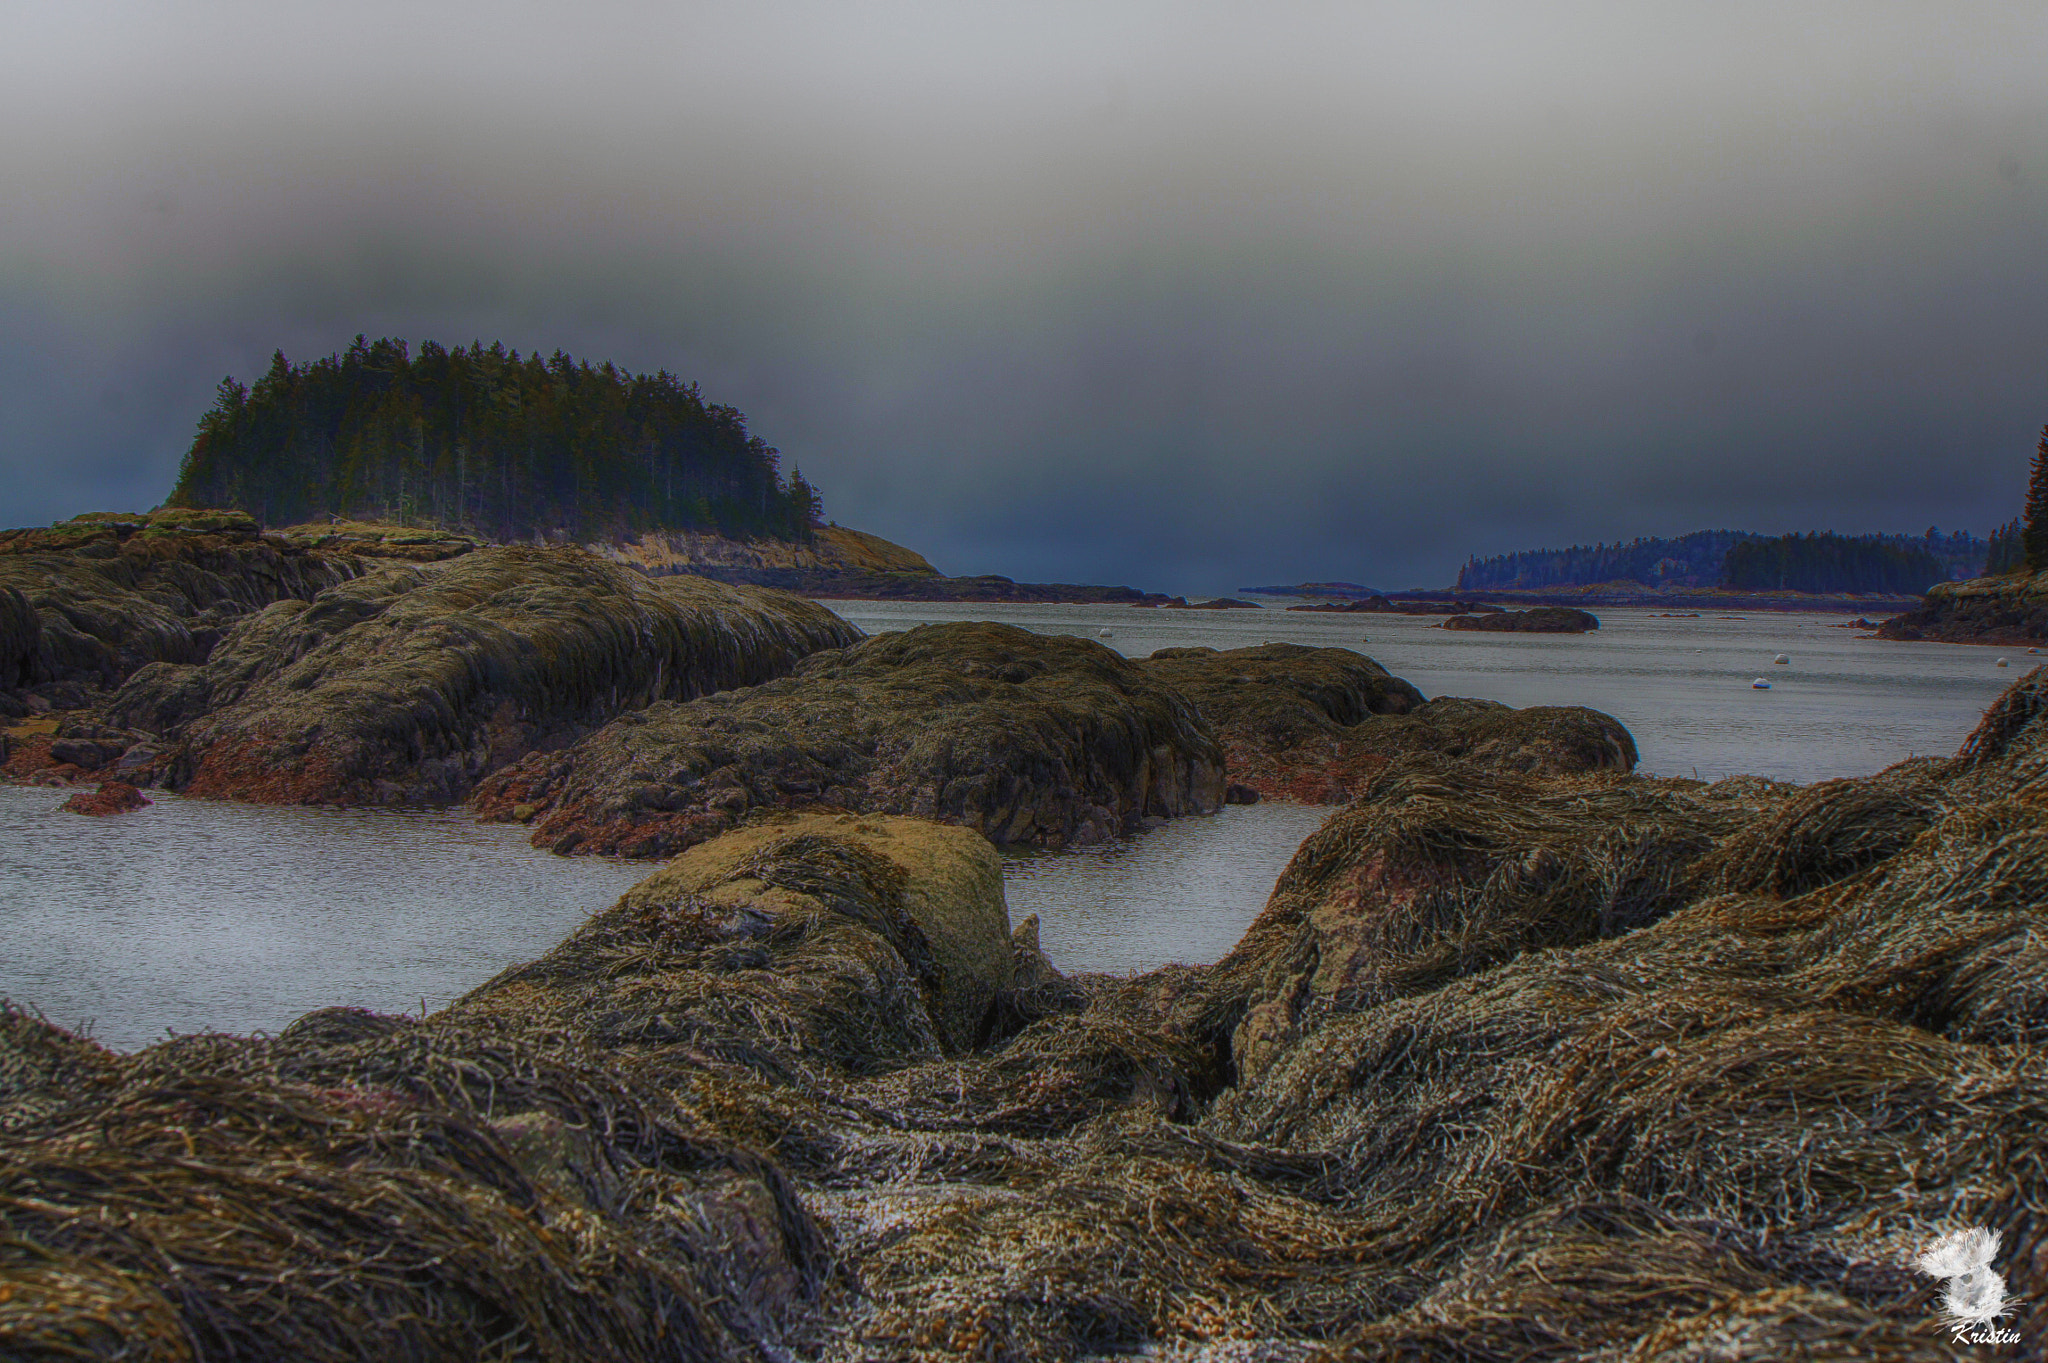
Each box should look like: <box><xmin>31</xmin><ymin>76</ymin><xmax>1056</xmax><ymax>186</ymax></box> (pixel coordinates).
<box><xmin>1916</xmin><ymin>1228</ymin><xmax>2012</xmax><ymax>1326</ymax></box>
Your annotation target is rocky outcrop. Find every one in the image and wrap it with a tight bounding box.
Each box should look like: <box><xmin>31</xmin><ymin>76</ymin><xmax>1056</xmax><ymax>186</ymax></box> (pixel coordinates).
<box><xmin>1877</xmin><ymin>569</ymin><xmax>2048</xmax><ymax>643</ymax></box>
<box><xmin>1443</xmin><ymin>605</ymin><xmax>1599</xmax><ymax>632</ymax></box>
<box><xmin>1139</xmin><ymin>644</ymin><xmax>1635</xmax><ymax>800</ymax></box>
<box><xmin>2</xmin><ymin>716</ymin><xmax>158</xmax><ymax>786</ymax></box>
<box><xmin>474</xmin><ymin>621</ymin><xmax>1226</xmax><ymax>856</ymax></box>
<box><xmin>0</xmin><ymin>509</ymin><xmax>362</xmax><ymax>699</ymax></box>
<box><xmin>109</xmin><ymin>546</ymin><xmax>860</xmax><ymax>805</ymax></box>
<box><xmin>455</xmin><ymin>812</ymin><xmax>1014</xmax><ymax>1058</ymax></box>
<box><xmin>1140</xmin><ymin>643</ymin><xmax>1426</xmax><ymax>750</ymax></box>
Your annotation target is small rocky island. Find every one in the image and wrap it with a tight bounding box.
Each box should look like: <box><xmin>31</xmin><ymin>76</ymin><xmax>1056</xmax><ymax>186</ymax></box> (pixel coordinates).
<box><xmin>1878</xmin><ymin>568</ymin><xmax>2048</xmax><ymax>644</ymax></box>
<box><xmin>1443</xmin><ymin>605</ymin><xmax>1601</xmax><ymax>632</ymax></box>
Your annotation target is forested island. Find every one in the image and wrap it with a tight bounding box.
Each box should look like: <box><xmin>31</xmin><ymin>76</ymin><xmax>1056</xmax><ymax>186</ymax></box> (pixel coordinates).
<box><xmin>157</xmin><ymin>337</ymin><xmax>1186</xmax><ymax>604</ymax></box>
<box><xmin>169</xmin><ymin>337</ymin><xmax>823</xmax><ymax>543</ymax></box>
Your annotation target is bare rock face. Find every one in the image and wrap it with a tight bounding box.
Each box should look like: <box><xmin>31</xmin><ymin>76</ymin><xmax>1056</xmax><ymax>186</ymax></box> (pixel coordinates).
<box><xmin>590</xmin><ymin>523</ymin><xmax>940</xmax><ymax>578</ymax></box>
<box><xmin>475</xmin><ymin>621</ymin><xmax>1226</xmax><ymax>856</ymax></box>
<box><xmin>109</xmin><ymin>545</ymin><xmax>860</xmax><ymax>805</ymax></box>
<box><xmin>1443</xmin><ymin>606</ymin><xmax>1600</xmax><ymax>632</ymax></box>
<box><xmin>1138</xmin><ymin>644</ymin><xmax>1634</xmax><ymax>801</ymax></box>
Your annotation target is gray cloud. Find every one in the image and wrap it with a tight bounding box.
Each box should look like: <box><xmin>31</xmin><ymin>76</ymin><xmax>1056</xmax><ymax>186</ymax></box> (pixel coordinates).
<box><xmin>3</xmin><ymin>1</ymin><xmax>2045</xmax><ymax>590</ymax></box>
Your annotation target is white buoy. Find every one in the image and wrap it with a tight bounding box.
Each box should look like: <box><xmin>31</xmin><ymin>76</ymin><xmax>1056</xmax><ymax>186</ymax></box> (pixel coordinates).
<box><xmin>1098</xmin><ymin>628</ymin><xmax>1113</xmax><ymax>638</ymax></box>
<box><xmin>1773</xmin><ymin>654</ymin><xmax>1789</xmax><ymax>664</ymax></box>
<box><xmin>1752</xmin><ymin>678</ymin><xmax>1771</xmax><ymax>689</ymax></box>
<box><xmin>1998</xmin><ymin>657</ymin><xmax>2010</xmax><ymax>667</ymax></box>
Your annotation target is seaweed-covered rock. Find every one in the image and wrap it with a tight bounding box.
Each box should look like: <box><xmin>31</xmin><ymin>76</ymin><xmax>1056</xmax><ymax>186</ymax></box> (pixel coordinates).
<box><xmin>270</xmin><ymin>520</ymin><xmax>490</xmax><ymax>561</ymax></box>
<box><xmin>1443</xmin><ymin>605</ymin><xmax>1600</xmax><ymax>632</ymax></box>
<box><xmin>0</xmin><ymin>510</ymin><xmax>361</xmax><ymax>693</ymax></box>
<box><xmin>111</xmin><ymin>545</ymin><xmax>860</xmax><ymax>805</ymax></box>
<box><xmin>454</xmin><ymin>812</ymin><xmax>1012</xmax><ymax>1061</ymax></box>
<box><xmin>60</xmin><ymin>780</ymin><xmax>152</xmax><ymax>816</ymax></box>
<box><xmin>1139</xmin><ymin>644</ymin><xmax>1634</xmax><ymax>800</ymax></box>
<box><xmin>1878</xmin><ymin>569</ymin><xmax>2048</xmax><ymax>643</ymax></box>
<box><xmin>1140</xmin><ymin>643</ymin><xmax>1425</xmax><ymax>752</ymax></box>
<box><xmin>475</xmin><ymin>621</ymin><xmax>1225</xmax><ymax>856</ymax></box>
<box><xmin>0</xmin><ymin>1005</ymin><xmax>831</xmax><ymax>1362</ymax></box>
<box><xmin>1201</xmin><ymin>757</ymin><xmax>1780</xmax><ymax>1080</ymax></box>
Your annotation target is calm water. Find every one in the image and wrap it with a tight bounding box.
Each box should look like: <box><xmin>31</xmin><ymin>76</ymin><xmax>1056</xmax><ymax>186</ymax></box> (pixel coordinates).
<box><xmin>0</xmin><ymin>788</ymin><xmax>648</xmax><ymax>1050</ymax></box>
<box><xmin>1</xmin><ymin>598</ymin><xmax>2024</xmax><ymax>1048</ymax></box>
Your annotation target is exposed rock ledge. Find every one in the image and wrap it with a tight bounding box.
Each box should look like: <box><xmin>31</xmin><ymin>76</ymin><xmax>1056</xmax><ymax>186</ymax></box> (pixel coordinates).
<box><xmin>588</xmin><ymin>523</ymin><xmax>940</xmax><ymax>578</ymax></box>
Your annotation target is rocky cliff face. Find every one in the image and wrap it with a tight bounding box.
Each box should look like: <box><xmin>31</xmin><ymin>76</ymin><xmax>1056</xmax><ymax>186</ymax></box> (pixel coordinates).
<box><xmin>1877</xmin><ymin>569</ymin><xmax>2048</xmax><ymax>643</ymax></box>
<box><xmin>109</xmin><ymin>545</ymin><xmax>860</xmax><ymax>805</ymax></box>
<box><xmin>589</xmin><ymin>523</ymin><xmax>938</xmax><ymax>577</ymax></box>
<box><xmin>474</xmin><ymin>621</ymin><xmax>1227</xmax><ymax>856</ymax></box>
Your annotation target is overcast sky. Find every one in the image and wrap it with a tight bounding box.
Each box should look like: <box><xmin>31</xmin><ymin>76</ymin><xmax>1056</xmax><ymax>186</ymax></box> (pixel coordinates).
<box><xmin>4</xmin><ymin>2</ymin><xmax>2046</xmax><ymax>591</ymax></box>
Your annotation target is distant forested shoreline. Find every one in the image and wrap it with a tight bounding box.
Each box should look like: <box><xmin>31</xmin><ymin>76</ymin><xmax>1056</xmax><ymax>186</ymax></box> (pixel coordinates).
<box><xmin>169</xmin><ymin>337</ymin><xmax>822</xmax><ymax>542</ymax></box>
<box><xmin>1456</xmin><ymin>528</ymin><xmax>1988</xmax><ymax>595</ymax></box>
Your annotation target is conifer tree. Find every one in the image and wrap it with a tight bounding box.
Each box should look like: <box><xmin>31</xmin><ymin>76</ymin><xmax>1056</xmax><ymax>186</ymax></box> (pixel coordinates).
<box><xmin>2025</xmin><ymin>424</ymin><xmax>2048</xmax><ymax>573</ymax></box>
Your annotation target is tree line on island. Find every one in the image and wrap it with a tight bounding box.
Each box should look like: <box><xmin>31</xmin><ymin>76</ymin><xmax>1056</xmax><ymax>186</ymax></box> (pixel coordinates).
<box><xmin>1459</xmin><ymin>425</ymin><xmax>2048</xmax><ymax>595</ymax></box>
<box><xmin>169</xmin><ymin>337</ymin><xmax>823</xmax><ymax>543</ymax></box>
<box><xmin>1456</xmin><ymin>528</ymin><xmax>1982</xmax><ymax>596</ymax></box>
